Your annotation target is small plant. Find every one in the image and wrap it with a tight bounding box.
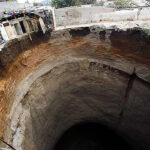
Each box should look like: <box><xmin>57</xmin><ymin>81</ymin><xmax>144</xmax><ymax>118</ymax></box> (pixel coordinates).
<box><xmin>114</xmin><ymin>0</ymin><xmax>131</xmax><ymax>8</ymax></box>
<box><xmin>33</xmin><ymin>3</ymin><xmax>39</xmax><ymax>6</ymax></box>
<box><xmin>142</xmin><ymin>28</ymin><xmax>150</xmax><ymax>35</ymax></box>
<box><xmin>52</xmin><ymin>0</ymin><xmax>96</xmax><ymax>8</ymax></box>
<box><xmin>75</xmin><ymin>1</ymin><xmax>81</xmax><ymax>7</ymax></box>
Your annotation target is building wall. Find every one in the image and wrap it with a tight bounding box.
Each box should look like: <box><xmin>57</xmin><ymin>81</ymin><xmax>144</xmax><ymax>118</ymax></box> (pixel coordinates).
<box><xmin>0</xmin><ymin>16</ymin><xmax>47</xmax><ymax>45</ymax></box>
<box><xmin>0</xmin><ymin>24</ymin><xmax>9</xmax><ymax>41</ymax></box>
<box><xmin>54</xmin><ymin>6</ymin><xmax>115</xmax><ymax>27</ymax></box>
<box><xmin>54</xmin><ymin>6</ymin><xmax>150</xmax><ymax>28</ymax></box>
<box><xmin>10</xmin><ymin>19</ymin><xmax>24</xmax><ymax>36</ymax></box>
<box><xmin>4</xmin><ymin>23</ymin><xmax>15</xmax><ymax>39</ymax></box>
<box><xmin>23</xmin><ymin>19</ymin><xmax>30</xmax><ymax>33</ymax></box>
<box><xmin>0</xmin><ymin>1</ymin><xmax>33</xmax><ymax>12</ymax></box>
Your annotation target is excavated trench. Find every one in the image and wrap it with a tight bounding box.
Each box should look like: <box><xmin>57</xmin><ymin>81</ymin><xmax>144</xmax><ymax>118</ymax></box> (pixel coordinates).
<box><xmin>0</xmin><ymin>26</ymin><xmax>150</xmax><ymax>150</ymax></box>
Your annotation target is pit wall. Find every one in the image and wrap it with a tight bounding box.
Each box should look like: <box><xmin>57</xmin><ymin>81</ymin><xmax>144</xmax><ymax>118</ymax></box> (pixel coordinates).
<box><xmin>0</xmin><ymin>31</ymin><xmax>50</xmax><ymax>144</ymax></box>
<box><xmin>2</xmin><ymin>27</ymin><xmax>150</xmax><ymax>150</ymax></box>
<box><xmin>54</xmin><ymin>6</ymin><xmax>150</xmax><ymax>28</ymax></box>
<box><xmin>0</xmin><ymin>31</ymin><xmax>49</xmax><ymax>72</ymax></box>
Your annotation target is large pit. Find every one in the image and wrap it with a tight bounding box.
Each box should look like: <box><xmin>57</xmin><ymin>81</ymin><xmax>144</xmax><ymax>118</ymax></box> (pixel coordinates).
<box><xmin>0</xmin><ymin>26</ymin><xmax>150</xmax><ymax>150</ymax></box>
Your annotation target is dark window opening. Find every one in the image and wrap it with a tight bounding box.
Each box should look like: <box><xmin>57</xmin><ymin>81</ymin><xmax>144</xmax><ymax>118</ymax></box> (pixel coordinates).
<box><xmin>0</xmin><ymin>30</ymin><xmax>4</xmax><ymax>44</ymax></box>
<box><xmin>19</xmin><ymin>21</ymin><xmax>26</xmax><ymax>33</ymax></box>
<box><xmin>54</xmin><ymin>123</ymin><xmax>133</xmax><ymax>150</ymax></box>
<box><xmin>37</xmin><ymin>21</ymin><xmax>42</xmax><ymax>31</ymax></box>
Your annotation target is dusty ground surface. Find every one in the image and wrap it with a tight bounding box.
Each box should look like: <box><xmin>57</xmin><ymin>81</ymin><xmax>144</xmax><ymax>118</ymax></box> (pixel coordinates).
<box><xmin>0</xmin><ymin>27</ymin><xmax>150</xmax><ymax>149</ymax></box>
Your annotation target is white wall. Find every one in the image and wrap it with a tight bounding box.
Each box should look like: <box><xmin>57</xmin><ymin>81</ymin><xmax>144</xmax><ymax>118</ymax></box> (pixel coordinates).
<box><xmin>0</xmin><ymin>24</ymin><xmax>9</xmax><ymax>41</ymax></box>
<box><xmin>0</xmin><ymin>2</ymin><xmax>33</xmax><ymax>12</ymax></box>
<box><xmin>138</xmin><ymin>7</ymin><xmax>150</xmax><ymax>20</ymax></box>
<box><xmin>54</xmin><ymin>6</ymin><xmax>150</xmax><ymax>28</ymax></box>
<box><xmin>55</xmin><ymin>6</ymin><xmax>115</xmax><ymax>27</ymax></box>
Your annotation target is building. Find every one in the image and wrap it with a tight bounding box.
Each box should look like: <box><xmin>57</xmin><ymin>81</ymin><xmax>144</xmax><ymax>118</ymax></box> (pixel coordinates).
<box><xmin>0</xmin><ymin>17</ymin><xmax>46</xmax><ymax>41</ymax></box>
<box><xmin>0</xmin><ymin>9</ymin><xmax>52</xmax><ymax>46</ymax></box>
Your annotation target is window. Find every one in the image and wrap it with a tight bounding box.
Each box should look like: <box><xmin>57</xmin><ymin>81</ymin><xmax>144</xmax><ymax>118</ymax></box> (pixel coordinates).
<box><xmin>19</xmin><ymin>21</ymin><xmax>26</xmax><ymax>33</ymax></box>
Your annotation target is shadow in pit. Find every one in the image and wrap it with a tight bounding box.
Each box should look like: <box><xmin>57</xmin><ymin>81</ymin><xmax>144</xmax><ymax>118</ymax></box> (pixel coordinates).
<box><xmin>54</xmin><ymin>122</ymin><xmax>133</xmax><ymax>150</ymax></box>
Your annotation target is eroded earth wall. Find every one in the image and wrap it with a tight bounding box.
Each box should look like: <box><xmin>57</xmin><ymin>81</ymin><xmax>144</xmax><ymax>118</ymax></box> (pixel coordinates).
<box><xmin>0</xmin><ymin>26</ymin><xmax>150</xmax><ymax>150</ymax></box>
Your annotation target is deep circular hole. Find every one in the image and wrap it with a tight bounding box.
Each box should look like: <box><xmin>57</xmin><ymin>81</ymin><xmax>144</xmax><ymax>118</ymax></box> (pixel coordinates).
<box><xmin>54</xmin><ymin>123</ymin><xmax>133</xmax><ymax>150</ymax></box>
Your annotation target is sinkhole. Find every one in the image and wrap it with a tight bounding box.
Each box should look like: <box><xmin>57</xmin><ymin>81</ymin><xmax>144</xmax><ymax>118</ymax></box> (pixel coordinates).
<box><xmin>0</xmin><ymin>27</ymin><xmax>150</xmax><ymax>150</ymax></box>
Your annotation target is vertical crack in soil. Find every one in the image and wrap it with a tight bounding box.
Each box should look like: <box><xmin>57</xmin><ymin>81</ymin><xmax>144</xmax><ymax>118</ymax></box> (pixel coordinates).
<box><xmin>119</xmin><ymin>68</ymin><xmax>136</xmax><ymax>122</ymax></box>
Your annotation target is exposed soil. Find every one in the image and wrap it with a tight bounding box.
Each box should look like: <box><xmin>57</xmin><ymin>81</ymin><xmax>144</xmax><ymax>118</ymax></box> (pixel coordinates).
<box><xmin>0</xmin><ymin>27</ymin><xmax>150</xmax><ymax>150</ymax></box>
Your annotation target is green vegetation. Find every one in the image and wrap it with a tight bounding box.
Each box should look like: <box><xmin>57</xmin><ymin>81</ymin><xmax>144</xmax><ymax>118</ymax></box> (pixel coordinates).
<box><xmin>75</xmin><ymin>1</ymin><xmax>82</xmax><ymax>6</ymax></box>
<box><xmin>114</xmin><ymin>0</ymin><xmax>131</xmax><ymax>8</ymax></box>
<box><xmin>52</xmin><ymin>0</ymin><xmax>96</xmax><ymax>8</ymax></box>
<box><xmin>142</xmin><ymin>28</ymin><xmax>150</xmax><ymax>35</ymax></box>
<box><xmin>33</xmin><ymin>3</ymin><xmax>39</xmax><ymax>6</ymax></box>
